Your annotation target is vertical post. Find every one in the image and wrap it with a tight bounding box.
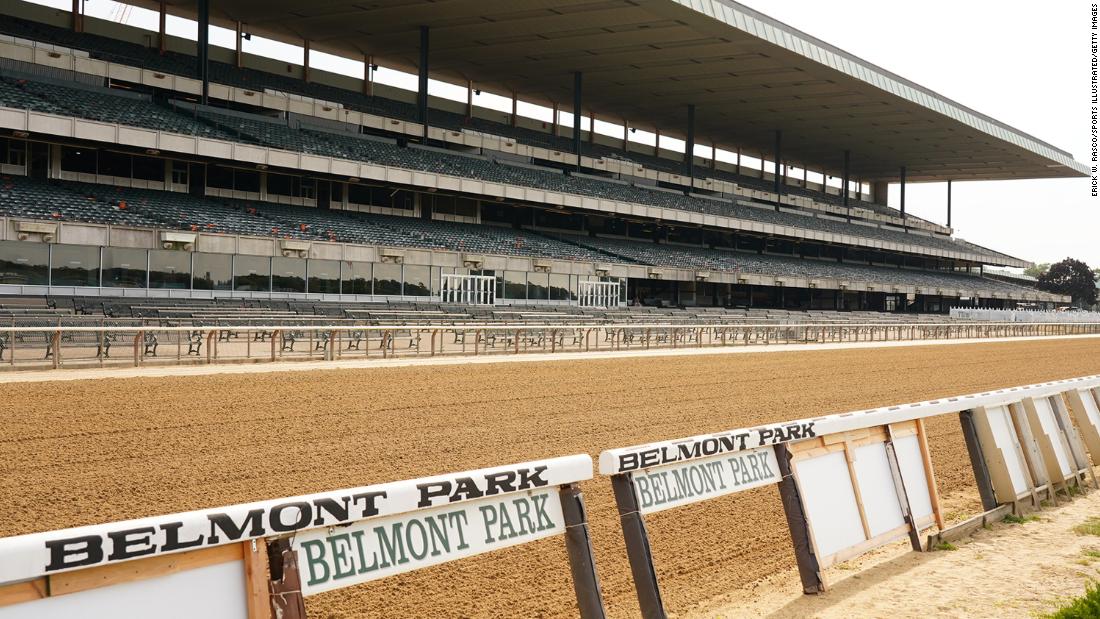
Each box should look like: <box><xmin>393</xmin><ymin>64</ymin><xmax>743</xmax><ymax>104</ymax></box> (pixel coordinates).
<box><xmin>773</xmin><ymin>129</ymin><xmax>782</xmax><ymax>200</ymax></box>
<box><xmin>303</xmin><ymin>40</ymin><xmax>311</xmax><ymax>83</ymax></box>
<box><xmin>558</xmin><ymin>484</ymin><xmax>608</xmax><ymax>619</ymax></box>
<box><xmin>610</xmin><ymin>474</ymin><xmax>666</xmax><ymax>619</ymax></box>
<box><xmin>553</xmin><ymin>103</ymin><xmax>560</xmax><ymax>137</ymax></box>
<box><xmin>735</xmin><ymin>147</ymin><xmax>741</xmax><ymax>175</ymax></box>
<box><xmin>623</xmin><ymin>119</ymin><xmax>629</xmax><ymax>150</ymax></box>
<box><xmin>685</xmin><ymin>103</ymin><xmax>696</xmax><ymax>189</ymax></box>
<box><xmin>946</xmin><ymin>180</ymin><xmax>952</xmax><ymax>228</ymax></box>
<box><xmin>573</xmin><ymin>71</ymin><xmax>583</xmax><ymax>168</ymax></box>
<box><xmin>235</xmin><ymin>22</ymin><xmax>243</xmax><ymax>68</ymax></box>
<box><xmin>775</xmin><ymin>444</ymin><xmax>825</xmax><ymax>594</ymax></box>
<box><xmin>158</xmin><ymin>1</ymin><xmax>167</xmax><ymax>54</ymax></box>
<box><xmin>267</xmin><ymin>538</ymin><xmax>306</xmax><ymax>619</ymax></box>
<box><xmin>418</xmin><ymin>25</ymin><xmax>430</xmax><ymax>140</ymax></box>
<box><xmin>654</xmin><ymin>128</ymin><xmax>660</xmax><ymax>156</ymax></box>
<box><xmin>899</xmin><ymin>165</ymin><xmax>907</xmax><ymax>228</ymax></box>
<box><xmin>197</xmin><ymin>0</ymin><xmax>210</xmax><ymax>105</ymax></box>
<box><xmin>243</xmin><ymin>540</ymin><xmax>271</xmax><ymax>619</ymax></box>
<box><xmin>589</xmin><ymin>111</ymin><xmax>596</xmax><ymax>144</ymax></box>
<box><xmin>711</xmin><ymin>143</ymin><xmax>717</xmax><ymax>171</ymax></box>
<box><xmin>364</xmin><ymin>55</ymin><xmax>375</xmax><ymax>97</ymax></box>
<box><xmin>959</xmin><ymin>409</ymin><xmax>999</xmax><ymax>511</ymax></box>
<box><xmin>511</xmin><ymin>92</ymin><xmax>518</xmax><ymax>127</ymax></box>
<box><xmin>71</xmin><ymin>0</ymin><xmax>82</xmax><ymax>32</ymax></box>
<box><xmin>842</xmin><ymin>149</ymin><xmax>851</xmax><ymax>221</ymax></box>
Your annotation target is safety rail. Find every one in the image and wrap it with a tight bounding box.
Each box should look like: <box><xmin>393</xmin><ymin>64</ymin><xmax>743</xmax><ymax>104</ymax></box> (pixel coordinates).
<box><xmin>2</xmin><ymin>321</ymin><xmax>1098</xmax><ymax>371</ymax></box>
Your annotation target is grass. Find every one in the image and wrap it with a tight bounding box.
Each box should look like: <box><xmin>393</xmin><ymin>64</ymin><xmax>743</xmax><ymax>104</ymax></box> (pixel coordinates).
<box><xmin>1083</xmin><ymin>549</ymin><xmax>1100</xmax><ymax>559</ymax></box>
<box><xmin>933</xmin><ymin>541</ymin><xmax>958</xmax><ymax>551</ymax></box>
<box><xmin>1043</xmin><ymin>581</ymin><xmax>1100</xmax><ymax>619</ymax></box>
<box><xmin>1004</xmin><ymin>513</ymin><xmax>1040</xmax><ymax>525</ymax></box>
<box><xmin>1074</xmin><ymin>518</ymin><xmax>1100</xmax><ymax>537</ymax></box>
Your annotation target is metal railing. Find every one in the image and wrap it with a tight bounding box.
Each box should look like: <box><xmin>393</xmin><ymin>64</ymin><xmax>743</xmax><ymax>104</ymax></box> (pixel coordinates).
<box><xmin>2</xmin><ymin>321</ymin><xmax>1098</xmax><ymax>371</ymax></box>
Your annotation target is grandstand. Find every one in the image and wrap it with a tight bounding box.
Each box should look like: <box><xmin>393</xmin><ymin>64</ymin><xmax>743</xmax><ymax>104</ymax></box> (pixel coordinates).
<box><xmin>0</xmin><ymin>0</ymin><xmax>1084</xmax><ymax>321</ymax></box>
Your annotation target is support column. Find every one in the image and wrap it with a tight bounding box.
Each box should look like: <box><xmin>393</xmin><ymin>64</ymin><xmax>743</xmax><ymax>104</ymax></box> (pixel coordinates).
<box><xmin>158</xmin><ymin>1</ymin><xmax>167</xmax><ymax>54</ymax></box>
<box><xmin>899</xmin><ymin>165</ymin><xmax>907</xmax><ymax>229</ymax></box>
<box><xmin>711</xmin><ymin>143</ymin><xmax>717</xmax><ymax>171</ymax></box>
<box><xmin>622</xmin><ymin>120</ymin><xmax>629</xmax><ymax>150</ymax></box>
<box><xmin>553</xmin><ymin>103</ymin><xmax>560</xmax><ymax>137</ymax></box>
<box><xmin>773</xmin><ymin>130</ymin><xmax>782</xmax><ymax>207</ymax></box>
<box><xmin>71</xmin><ymin>0</ymin><xmax>83</xmax><ymax>33</ymax></box>
<box><xmin>654</xmin><ymin>129</ymin><xmax>660</xmax><ymax>157</ymax></box>
<box><xmin>947</xmin><ymin>180</ymin><xmax>952</xmax><ymax>228</ymax></box>
<box><xmin>842</xmin><ymin>149</ymin><xmax>851</xmax><ymax>222</ymax></box>
<box><xmin>960</xmin><ymin>410</ymin><xmax>999</xmax><ymax>511</ymax></box>
<box><xmin>735</xmin><ymin>147</ymin><xmax>741</xmax><ymax>175</ymax></box>
<box><xmin>685</xmin><ymin>104</ymin><xmax>696</xmax><ymax>190</ymax></box>
<box><xmin>872</xmin><ymin>180</ymin><xmax>889</xmax><ymax>207</ymax></box>
<box><xmin>776</xmin><ymin>444</ymin><xmax>824</xmax><ymax>593</ymax></box>
<box><xmin>303</xmin><ymin>40</ymin><xmax>311</xmax><ymax>83</ymax></box>
<box><xmin>511</xmin><ymin>92</ymin><xmax>518</xmax><ymax>128</ymax></box>
<box><xmin>589</xmin><ymin>111</ymin><xmax>596</xmax><ymax>144</ymax></box>
<box><xmin>364</xmin><ymin>56</ymin><xmax>375</xmax><ymax>97</ymax></box>
<box><xmin>197</xmin><ymin>0</ymin><xmax>209</xmax><ymax>105</ymax></box>
<box><xmin>573</xmin><ymin>71</ymin><xmax>583</xmax><ymax>168</ymax></box>
<box><xmin>418</xmin><ymin>25</ymin><xmax>430</xmax><ymax>140</ymax></box>
<box><xmin>235</xmin><ymin>22</ymin><xmax>243</xmax><ymax>69</ymax></box>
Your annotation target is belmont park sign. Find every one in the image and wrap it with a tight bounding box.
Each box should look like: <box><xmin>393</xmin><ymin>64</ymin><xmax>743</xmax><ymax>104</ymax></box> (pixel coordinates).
<box><xmin>0</xmin><ymin>456</ymin><xmax>592</xmax><ymax>585</ymax></box>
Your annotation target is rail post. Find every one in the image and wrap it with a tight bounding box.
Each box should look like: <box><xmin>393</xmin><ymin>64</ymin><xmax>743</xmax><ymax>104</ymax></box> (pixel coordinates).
<box><xmin>52</xmin><ymin>330</ymin><xmax>61</xmax><ymax>369</ymax></box>
<box><xmin>775</xmin><ymin>443</ymin><xmax>825</xmax><ymax>594</ymax></box>
<box><xmin>271</xmin><ymin>330</ymin><xmax>279</xmax><ymax>362</ymax></box>
<box><xmin>558</xmin><ymin>483</ymin><xmax>608</xmax><ymax>619</ymax></box>
<box><xmin>959</xmin><ymin>409</ymin><xmax>999</xmax><ymax>511</ymax></box>
<box><xmin>206</xmin><ymin>330</ymin><xmax>217</xmax><ymax>365</ymax></box>
<box><xmin>610</xmin><ymin>474</ymin><xmax>666</xmax><ymax>619</ymax></box>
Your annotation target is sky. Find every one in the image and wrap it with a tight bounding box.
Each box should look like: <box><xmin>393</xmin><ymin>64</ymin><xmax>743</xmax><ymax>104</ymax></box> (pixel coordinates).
<box><xmin>20</xmin><ymin>0</ymin><xmax>1099</xmax><ymax>268</ymax></box>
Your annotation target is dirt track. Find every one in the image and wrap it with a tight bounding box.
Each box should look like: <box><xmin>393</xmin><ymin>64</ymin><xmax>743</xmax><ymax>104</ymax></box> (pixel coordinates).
<box><xmin>3</xmin><ymin>338</ymin><xmax>1100</xmax><ymax>618</ymax></box>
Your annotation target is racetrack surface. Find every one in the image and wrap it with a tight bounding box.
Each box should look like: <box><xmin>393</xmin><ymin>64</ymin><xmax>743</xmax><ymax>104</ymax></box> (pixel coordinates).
<box><xmin>3</xmin><ymin>338</ymin><xmax>1100</xmax><ymax>618</ymax></box>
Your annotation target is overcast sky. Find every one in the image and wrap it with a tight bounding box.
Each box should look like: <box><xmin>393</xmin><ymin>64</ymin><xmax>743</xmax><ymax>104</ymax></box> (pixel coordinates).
<box><xmin>22</xmin><ymin>0</ymin><xmax>1098</xmax><ymax>268</ymax></box>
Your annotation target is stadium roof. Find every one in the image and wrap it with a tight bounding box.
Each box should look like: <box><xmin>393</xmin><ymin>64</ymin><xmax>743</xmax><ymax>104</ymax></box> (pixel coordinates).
<box><xmin>148</xmin><ymin>0</ymin><xmax>1087</xmax><ymax>182</ymax></box>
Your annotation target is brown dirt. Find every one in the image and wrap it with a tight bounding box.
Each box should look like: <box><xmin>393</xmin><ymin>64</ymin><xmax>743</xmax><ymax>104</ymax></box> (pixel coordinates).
<box><xmin>2</xmin><ymin>338</ymin><xmax>1100</xmax><ymax>618</ymax></box>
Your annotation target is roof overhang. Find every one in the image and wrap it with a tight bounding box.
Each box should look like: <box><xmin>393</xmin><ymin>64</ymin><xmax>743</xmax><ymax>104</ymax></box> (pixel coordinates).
<box><xmin>128</xmin><ymin>0</ymin><xmax>1090</xmax><ymax>181</ymax></box>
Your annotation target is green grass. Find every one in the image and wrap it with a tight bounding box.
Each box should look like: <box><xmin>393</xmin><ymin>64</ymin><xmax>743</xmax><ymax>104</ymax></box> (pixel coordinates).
<box><xmin>1074</xmin><ymin>518</ymin><xmax>1100</xmax><ymax>537</ymax></box>
<box><xmin>1083</xmin><ymin>549</ymin><xmax>1100</xmax><ymax>559</ymax></box>
<box><xmin>933</xmin><ymin>541</ymin><xmax>958</xmax><ymax>551</ymax></box>
<box><xmin>1003</xmin><ymin>513</ymin><xmax>1039</xmax><ymax>525</ymax></box>
<box><xmin>1043</xmin><ymin>581</ymin><xmax>1100</xmax><ymax>619</ymax></box>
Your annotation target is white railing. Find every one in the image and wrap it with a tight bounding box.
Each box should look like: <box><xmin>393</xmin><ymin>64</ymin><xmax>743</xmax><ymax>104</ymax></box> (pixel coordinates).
<box><xmin>951</xmin><ymin>307</ymin><xmax>1100</xmax><ymax>323</ymax></box>
<box><xmin>2</xmin><ymin>321</ymin><xmax>1098</xmax><ymax>371</ymax></box>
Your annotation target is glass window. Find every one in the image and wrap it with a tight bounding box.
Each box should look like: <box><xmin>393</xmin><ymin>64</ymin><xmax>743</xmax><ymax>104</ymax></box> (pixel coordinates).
<box><xmin>0</xmin><ymin>241</ymin><xmax>48</xmax><ymax>285</ymax></box>
<box><xmin>207</xmin><ymin>165</ymin><xmax>233</xmax><ymax>190</ymax></box>
<box><xmin>60</xmin><ymin>146</ymin><xmax>96</xmax><ymax>174</ymax></box>
<box><xmin>133</xmin><ymin>155</ymin><xmax>164</xmax><ymax>182</ymax></box>
<box><xmin>51</xmin><ymin>245</ymin><xmax>100</xmax><ymax>286</ymax></box>
<box><xmin>170</xmin><ymin>161</ymin><xmax>188</xmax><ymax>185</ymax></box>
<box><xmin>192</xmin><ymin>253</ymin><xmax>232</xmax><ymax>290</ymax></box>
<box><xmin>235</xmin><ymin>169</ymin><xmax>260</xmax><ymax>193</ymax></box>
<box><xmin>341</xmin><ymin>261</ymin><xmax>371</xmax><ymax>295</ymax></box>
<box><xmin>373</xmin><ymin>262</ymin><xmax>402</xmax><ymax>296</ymax></box>
<box><xmin>527</xmin><ymin>272</ymin><xmax>549</xmax><ymax>300</ymax></box>
<box><xmin>308</xmin><ymin>259</ymin><xmax>340</xmax><ymax>294</ymax></box>
<box><xmin>403</xmin><ymin>264</ymin><xmax>430</xmax><ymax>297</ymax></box>
<box><xmin>268</xmin><ymin>173</ymin><xmax>292</xmax><ymax>197</ymax></box>
<box><xmin>101</xmin><ymin>247</ymin><xmax>147</xmax><ymax>288</ymax></box>
<box><xmin>271</xmin><ymin>257</ymin><xmax>305</xmax><ymax>293</ymax></box>
<box><xmin>503</xmin><ymin>270</ymin><xmax>526</xmax><ymax>299</ymax></box>
<box><xmin>549</xmin><ymin>273</ymin><xmax>571</xmax><ymax>301</ymax></box>
<box><xmin>149</xmin><ymin>250</ymin><xmax>191</xmax><ymax>289</ymax></box>
<box><xmin>97</xmin><ymin>150</ymin><xmax>130</xmax><ymax>178</ymax></box>
<box><xmin>234</xmin><ymin>255</ymin><xmax>271</xmax><ymax>292</ymax></box>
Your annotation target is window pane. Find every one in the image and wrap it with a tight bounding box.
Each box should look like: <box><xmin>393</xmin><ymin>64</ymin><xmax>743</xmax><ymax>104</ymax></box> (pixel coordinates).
<box><xmin>271</xmin><ymin>257</ymin><xmax>305</xmax><ymax>292</ymax></box>
<box><xmin>373</xmin><ymin>262</ymin><xmax>402</xmax><ymax>296</ymax></box>
<box><xmin>403</xmin><ymin>264</ymin><xmax>430</xmax><ymax>297</ymax></box>
<box><xmin>60</xmin><ymin>146</ymin><xmax>96</xmax><ymax>174</ymax></box>
<box><xmin>192</xmin><ymin>253</ymin><xmax>232</xmax><ymax>290</ymax></box>
<box><xmin>308</xmin><ymin>259</ymin><xmax>340</xmax><ymax>294</ymax></box>
<box><xmin>341</xmin><ymin>261</ymin><xmax>371</xmax><ymax>295</ymax></box>
<box><xmin>0</xmin><ymin>241</ymin><xmax>49</xmax><ymax>285</ymax></box>
<box><xmin>102</xmin><ymin>247</ymin><xmax>147</xmax><ymax>288</ymax></box>
<box><xmin>234</xmin><ymin>255</ymin><xmax>271</xmax><ymax>292</ymax></box>
<box><xmin>549</xmin><ymin>273</ymin><xmax>570</xmax><ymax>301</ymax></box>
<box><xmin>149</xmin><ymin>250</ymin><xmax>191</xmax><ymax>289</ymax></box>
<box><xmin>51</xmin><ymin>245</ymin><xmax>100</xmax><ymax>286</ymax></box>
<box><xmin>504</xmin><ymin>270</ymin><xmax>526</xmax><ymax>299</ymax></box>
<box><xmin>527</xmin><ymin>272</ymin><xmax>549</xmax><ymax>300</ymax></box>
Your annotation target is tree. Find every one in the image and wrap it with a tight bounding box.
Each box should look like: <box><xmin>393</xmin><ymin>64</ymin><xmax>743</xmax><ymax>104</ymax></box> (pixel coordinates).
<box><xmin>1037</xmin><ymin>258</ymin><xmax>1097</xmax><ymax>307</ymax></box>
<box><xmin>1025</xmin><ymin>263</ymin><xmax>1050</xmax><ymax>279</ymax></box>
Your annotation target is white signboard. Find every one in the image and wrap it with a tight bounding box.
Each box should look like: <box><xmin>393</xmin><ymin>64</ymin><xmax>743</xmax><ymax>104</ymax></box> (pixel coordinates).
<box><xmin>293</xmin><ymin>487</ymin><xmax>564</xmax><ymax>595</ymax></box>
<box><xmin>631</xmin><ymin>445</ymin><xmax>781</xmax><ymax>514</ymax></box>
<box><xmin>0</xmin><ymin>455</ymin><xmax>592</xmax><ymax>585</ymax></box>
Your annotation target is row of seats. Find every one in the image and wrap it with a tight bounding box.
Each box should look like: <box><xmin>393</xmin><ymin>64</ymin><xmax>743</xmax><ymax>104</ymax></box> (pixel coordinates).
<box><xmin>0</xmin><ymin>14</ymin><xmax>936</xmax><ymax>227</ymax></box>
<box><xmin>561</xmin><ymin>235</ymin><xmax>1040</xmax><ymax>297</ymax></box>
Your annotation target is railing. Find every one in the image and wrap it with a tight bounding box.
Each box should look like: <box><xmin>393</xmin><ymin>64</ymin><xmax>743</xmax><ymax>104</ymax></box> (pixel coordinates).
<box><xmin>2</xmin><ymin>321</ymin><xmax>1099</xmax><ymax>371</ymax></box>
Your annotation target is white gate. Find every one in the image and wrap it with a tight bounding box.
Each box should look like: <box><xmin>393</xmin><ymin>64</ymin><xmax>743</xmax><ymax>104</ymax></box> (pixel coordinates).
<box><xmin>441</xmin><ymin>274</ymin><xmax>496</xmax><ymax>305</ymax></box>
<box><xmin>578</xmin><ymin>280</ymin><xmax>621</xmax><ymax>308</ymax></box>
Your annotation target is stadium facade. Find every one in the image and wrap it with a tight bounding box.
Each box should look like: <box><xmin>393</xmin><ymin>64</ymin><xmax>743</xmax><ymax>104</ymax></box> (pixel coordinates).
<box><xmin>0</xmin><ymin>0</ymin><xmax>1085</xmax><ymax>312</ymax></box>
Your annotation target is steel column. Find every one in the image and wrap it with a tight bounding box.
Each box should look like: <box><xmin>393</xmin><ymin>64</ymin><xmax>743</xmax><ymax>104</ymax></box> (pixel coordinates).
<box><xmin>773</xmin><ymin>129</ymin><xmax>782</xmax><ymax>199</ymax></box>
<box><xmin>417</xmin><ymin>25</ymin><xmax>430</xmax><ymax>140</ymax></box>
<box><xmin>197</xmin><ymin>0</ymin><xmax>210</xmax><ymax>105</ymax></box>
<box><xmin>947</xmin><ymin>180</ymin><xmax>952</xmax><ymax>228</ymax></box>
<box><xmin>685</xmin><ymin>104</ymin><xmax>696</xmax><ymax>189</ymax></box>
<box><xmin>899</xmin><ymin>165</ymin><xmax>907</xmax><ymax>227</ymax></box>
<box><xmin>573</xmin><ymin>71</ymin><xmax>583</xmax><ymax>168</ymax></box>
